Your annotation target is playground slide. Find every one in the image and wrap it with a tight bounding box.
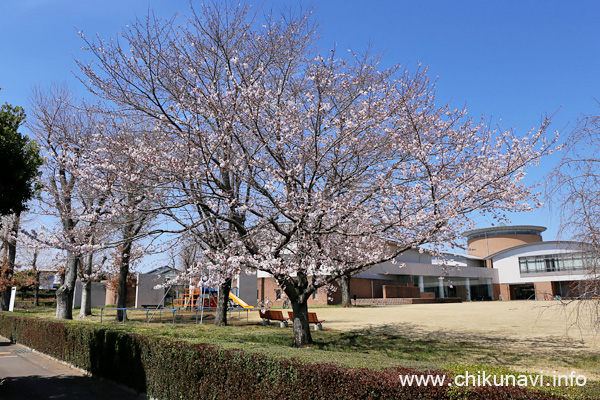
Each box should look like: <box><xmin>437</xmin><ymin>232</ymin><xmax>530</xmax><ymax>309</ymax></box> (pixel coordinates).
<box><xmin>228</xmin><ymin>292</ymin><xmax>255</xmax><ymax>309</ymax></box>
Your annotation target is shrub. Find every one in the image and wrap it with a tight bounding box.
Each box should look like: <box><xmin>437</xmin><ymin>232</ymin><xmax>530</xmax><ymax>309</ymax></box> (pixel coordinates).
<box><xmin>0</xmin><ymin>314</ymin><xmax>570</xmax><ymax>400</ymax></box>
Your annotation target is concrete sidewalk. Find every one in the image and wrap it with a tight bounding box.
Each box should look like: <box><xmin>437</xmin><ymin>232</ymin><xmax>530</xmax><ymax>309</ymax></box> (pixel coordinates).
<box><xmin>0</xmin><ymin>337</ymin><xmax>145</xmax><ymax>400</ymax></box>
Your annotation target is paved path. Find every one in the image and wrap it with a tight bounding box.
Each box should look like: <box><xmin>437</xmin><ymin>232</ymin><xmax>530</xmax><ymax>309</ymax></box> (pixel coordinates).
<box><xmin>0</xmin><ymin>336</ymin><xmax>145</xmax><ymax>400</ymax></box>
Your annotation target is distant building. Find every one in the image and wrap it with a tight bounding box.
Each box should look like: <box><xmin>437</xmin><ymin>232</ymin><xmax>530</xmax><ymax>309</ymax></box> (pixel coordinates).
<box><xmin>104</xmin><ymin>266</ymin><xmax>175</xmax><ymax>308</ymax></box>
<box><xmin>257</xmin><ymin>225</ymin><xmax>594</xmax><ymax>305</ymax></box>
<box><xmin>39</xmin><ymin>271</ymin><xmax>59</xmax><ymax>290</ymax></box>
<box><xmin>468</xmin><ymin>225</ymin><xmax>591</xmax><ymax>300</ymax></box>
<box><xmin>146</xmin><ymin>265</ymin><xmax>179</xmax><ymax>281</ymax></box>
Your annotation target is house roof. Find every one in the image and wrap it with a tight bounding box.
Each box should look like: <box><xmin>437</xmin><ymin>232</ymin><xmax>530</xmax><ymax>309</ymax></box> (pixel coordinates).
<box><xmin>146</xmin><ymin>265</ymin><xmax>178</xmax><ymax>275</ymax></box>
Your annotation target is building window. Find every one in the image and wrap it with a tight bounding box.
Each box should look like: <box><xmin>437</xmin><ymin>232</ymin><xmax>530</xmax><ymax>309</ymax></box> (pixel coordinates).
<box><xmin>519</xmin><ymin>253</ymin><xmax>593</xmax><ymax>274</ymax></box>
<box><xmin>313</xmin><ymin>289</ymin><xmax>318</xmax><ymax>300</ymax></box>
<box><xmin>275</xmin><ymin>289</ymin><xmax>282</xmax><ymax>300</ymax></box>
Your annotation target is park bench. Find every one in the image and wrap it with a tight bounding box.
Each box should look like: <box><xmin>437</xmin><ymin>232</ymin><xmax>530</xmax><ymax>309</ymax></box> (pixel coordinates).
<box><xmin>287</xmin><ymin>311</ymin><xmax>325</xmax><ymax>330</ymax></box>
<box><xmin>259</xmin><ymin>309</ymin><xmax>289</xmax><ymax>327</ymax></box>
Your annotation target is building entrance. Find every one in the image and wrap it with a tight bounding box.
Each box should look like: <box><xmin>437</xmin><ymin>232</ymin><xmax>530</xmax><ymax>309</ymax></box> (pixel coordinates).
<box><xmin>510</xmin><ymin>284</ymin><xmax>535</xmax><ymax>300</ymax></box>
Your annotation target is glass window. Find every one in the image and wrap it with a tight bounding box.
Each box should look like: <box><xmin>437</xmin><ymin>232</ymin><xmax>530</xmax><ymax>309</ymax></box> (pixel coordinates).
<box><xmin>519</xmin><ymin>253</ymin><xmax>594</xmax><ymax>274</ymax></box>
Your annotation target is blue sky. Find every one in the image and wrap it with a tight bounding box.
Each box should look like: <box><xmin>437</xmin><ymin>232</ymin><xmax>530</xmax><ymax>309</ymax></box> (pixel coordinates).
<box><xmin>2</xmin><ymin>0</ymin><xmax>600</xmax><ymax>252</ymax></box>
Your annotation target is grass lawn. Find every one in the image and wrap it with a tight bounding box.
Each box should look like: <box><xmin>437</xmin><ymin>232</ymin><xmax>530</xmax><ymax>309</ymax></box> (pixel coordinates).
<box><xmin>11</xmin><ymin>300</ymin><xmax>600</xmax><ymax>399</ymax></box>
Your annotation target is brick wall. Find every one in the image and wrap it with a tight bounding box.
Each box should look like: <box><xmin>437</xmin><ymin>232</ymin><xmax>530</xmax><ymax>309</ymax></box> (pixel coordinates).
<box><xmin>349</xmin><ymin>277</ymin><xmax>395</xmax><ymax>299</ymax></box>
<box><xmin>104</xmin><ymin>280</ymin><xmax>137</xmax><ymax>307</ymax></box>
<box><xmin>257</xmin><ymin>277</ymin><xmax>332</xmax><ymax>306</ymax></box>
<box><xmin>499</xmin><ymin>284</ymin><xmax>511</xmax><ymax>301</ymax></box>
<box><xmin>257</xmin><ymin>276</ymin><xmax>418</xmax><ymax>305</ymax></box>
<box><xmin>534</xmin><ymin>281</ymin><xmax>554</xmax><ymax>300</ymax></box>
<box><xmin>382</xmin><ymin>284</ymin><xmax>420</xmax><ymax>298</ymax></box>
<box><xmin>352</xmin><ymin>297</ymin><xmax>461</xmax><ymax>305</ymax></box>
<box><xmin>492</xmin><ymin>283</ymin><xmax>502</xmax><ymax>300</ymax></box>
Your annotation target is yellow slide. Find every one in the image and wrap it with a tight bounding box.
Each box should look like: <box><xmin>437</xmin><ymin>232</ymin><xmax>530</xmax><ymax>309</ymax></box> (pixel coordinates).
<box><xmin>228</xmin><ymin>292</ymin><xmax>255</xmax><ymax>309</ymax></box>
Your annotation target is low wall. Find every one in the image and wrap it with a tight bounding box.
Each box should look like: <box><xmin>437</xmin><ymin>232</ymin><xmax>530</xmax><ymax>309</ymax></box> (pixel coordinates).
<box><xmin>382</xmin><ymin>285</ymin><xmax>421</xmax><ymax>299</ymax></box>
<box><xmin>352</xmin><ymin>297</ymin><xmax>462</xmax><ymax>306</ymax></box>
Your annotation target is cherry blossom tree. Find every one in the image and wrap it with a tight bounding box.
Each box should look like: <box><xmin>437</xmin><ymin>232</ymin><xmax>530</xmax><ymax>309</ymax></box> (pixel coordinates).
<box><xmin>549</xmin><ymin>112</ymin><xmax>600</xmax><ymax>247</ymax></box>
<box><xmin>548</xmin><ymin>111</ymin><xmax>600</xmax><ymax>330</ymax></box>
<box><xmin>241</xmin><ymin>52</ymin><xmax>555</xmax><ymax>344</ymax></box>
<box><xmin>77</xmin><ymin>2</ymin><xmax>555</xmax><ymax>345</ymax></box>
<box><xmin>0</xmin><ymin>214</ymin><xmax>20</xmax><ymax>309</ymax></box>
<box><xmin>76</xmin><ymin>2</ymin><xmax>316</xmax><ymax>326</ymax></box>
<box><xmin>28</xmin><ymin>85</ymin><xmax>116</xmax><ymax>319</ymax></box>
<box><xmin>11</xmin><ymin>217</ymin><xmax>59</xmax><ymax>308</ymax></box>
<box><xmin>97</xmin><ymin>123</ymin><xmax>161</xmax><ymax>322</ymax></box>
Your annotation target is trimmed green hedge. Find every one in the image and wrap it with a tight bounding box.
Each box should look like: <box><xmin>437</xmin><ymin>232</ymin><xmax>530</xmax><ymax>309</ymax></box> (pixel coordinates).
<box><xmin>0</xmin><ymin>314</ymin><xmax>568</xmax><ymax>400</ymax></box>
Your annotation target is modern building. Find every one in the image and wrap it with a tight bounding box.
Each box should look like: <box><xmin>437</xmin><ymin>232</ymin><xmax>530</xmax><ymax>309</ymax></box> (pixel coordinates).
<box><xmin>256</xmin><ymin>225</ymin><xmax>595</xmax><ymax>305</ymax></box>
<box><xmin>348</xmin><ymin>248</ymin><xmax>494</xmax><ymax>304</ymax></box>
<box><xmin>467</xmin><ymin>225</ymin><xmax>593</xmax><ymax>301</ymax></box>
<box><xmin>353</xmin><ymin>225</ymin><xmax>594</xmax><ymax>303</ymax></box>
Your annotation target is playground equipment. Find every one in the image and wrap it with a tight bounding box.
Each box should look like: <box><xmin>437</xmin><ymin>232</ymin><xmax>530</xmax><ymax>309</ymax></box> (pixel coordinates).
<box><xmin>108</xmin><ymin>275</ymin><xmax>256</xmax><ymax>326</ymax></box>
<box><xmin>228</xmin><ymin>292</ymin><xmax>254</xmax><ymax>309</ymax></box>
<box><xmin>173</xmin><ymin>278</ymin><xmax>254</xmax><ymax>311</ymax></box>
<box><xmin>173</xmin><ymin>286</ymin><xmax>218</xmax><ymax>309</ymax></box>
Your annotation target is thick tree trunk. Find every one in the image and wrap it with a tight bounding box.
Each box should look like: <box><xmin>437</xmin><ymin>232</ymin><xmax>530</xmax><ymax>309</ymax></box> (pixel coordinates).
<box><xmin>0</xmin><ymin>214</ymin><xmax>19</xmax><ymax>311</ymax></box>
<box><xmin>283</xmin><ymin>272</ymin><xmax>314</xmax><ymax>347</ymax></box>
<box><xmin>79</xmin><ymin>252</ymin><xmax>93</xmax><ymax>318</ymax></box>
<box><xmin>33</xmin><ymin>285</ymin><xmax>39</xmax><ymax>307</ymax></box>
<box><xmin>290</xmin><ymin>299</ymin><xmax>313</xmax><ymax>347</ymax></box>
<box><xmin>338</xmin><ymin>274</ymin><xmax>352</xmax><ymax>307</ymax></box>
<box><xmin>0</xmin><ymin>282</ymin><xmax>11</xmax><ymax>311</ymax></box>
<box><xmin>215</xmin><ymin>278</ymin><xmax>231</xmax><ymax>326</ymax></box>
<box><xmin>56</xmin><ymin>252</ymin><xmax>79</xmax><ymax>319</ymax></box>
<box><xmin>78</xmin><ymin>279</ymin><xmax>92</xmax><ymax>318</ymax></box>
<box><xmin>116</xmin><ymin>242</ymin><xmax>132</xmax><ymax>322</ymax></box>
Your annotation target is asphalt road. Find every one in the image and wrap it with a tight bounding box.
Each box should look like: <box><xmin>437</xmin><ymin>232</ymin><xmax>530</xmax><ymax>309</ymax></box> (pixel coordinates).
<box><xmin>0</xmin><ymin>336</ymin><xmax>145</xmax><ymax>400</ymax></box>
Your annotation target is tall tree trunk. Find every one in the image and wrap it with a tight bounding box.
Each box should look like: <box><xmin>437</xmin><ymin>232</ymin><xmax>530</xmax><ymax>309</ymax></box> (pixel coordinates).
<box><xmin>79</xmin><ymin>279</ymin><xmax>91</xmax><ymax>317</ymax></box>
<box><xmin>284</xmin><ymin>273</ymin><xmax>314</xmax><ymax>347</ymax></box>
<box><xmin>0</xmin><ymin>214</ymin><xmax>19</xmax><ymax>311</ymax></box>
<box><xmin>215</xmin><ymin>278</ymin><xmax>231</xmax><ymax>326</ymax></box>
<box><xmin>56</xmin><ymin>252</ymin><xmax>79</xmax><ymax>319</ymax></box>
<box><xmin>79</xmin><ymin>252</ymin><xmax>94</xmax><ymax>318</ymax></box>
<box><xmin>338</xmin><ymin>274</ymin><xmax>352</xmax><ymax>307</ymax></box>
<box><xmin>33</xmin><ymin>285</ymin><xmax>39</xmax><ymax>307</ymax></box>
<box><xmin>0</xmin><ymin>273</ymin><xmax>11</xmax><ymax>311</ymax></box>
<box><xmin>32</xmin><ymin>250</ymin><xmax>40</xmax><ymax>307</ymax></box>
<box><xmin>290</xmin><ymin>299</ymin><xmax>313</xmax><ymax>347</ymax></box>
<box><xmin>116</xmin><ymin>241</ymin><xmax>132</xmax><ymax>322</ymax></box>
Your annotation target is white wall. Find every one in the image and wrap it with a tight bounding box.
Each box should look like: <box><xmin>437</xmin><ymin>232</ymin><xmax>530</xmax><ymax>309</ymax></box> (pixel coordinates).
<box><xmin>236</xmin><ymin>271</ymin><xmax>258</xmax><ymax>306</ymax></box>
<box><xmin>491</xmin><ymin>242</ymin><xmax>590</xmax><ymax>284</ymax></box>
<box><xmin>73</xmin><ymin>281</ymin><xmax>106</xmax><ymax>308</ymax></box>
<box><xmin>135</xmin><ymin>273</ymin><xmax>165</xmax><ymax>308</ymax></box>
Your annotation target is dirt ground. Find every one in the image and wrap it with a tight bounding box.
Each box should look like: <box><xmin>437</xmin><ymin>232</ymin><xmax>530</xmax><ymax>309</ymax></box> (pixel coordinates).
<box><xmin>327</xmin><ymin>302</ymin><xmax>597</xmax><ymax>344</ymax></box>
<box><xmin>249</xmin><ymin>300</ymin><xmax>600</xmax><ymax>377</ymax></box>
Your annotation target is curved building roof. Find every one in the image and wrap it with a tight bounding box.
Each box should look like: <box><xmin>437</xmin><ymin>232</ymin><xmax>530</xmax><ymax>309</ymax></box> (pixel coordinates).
<box><xmin>483</xmin><ymin>240</ymin><xmax>591</xmax><ymax>260</ymax></box>
<box><xmin>463</xmin><ymin>225</ymin><xmax>546</xmax><ymax>241</ymax></box>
